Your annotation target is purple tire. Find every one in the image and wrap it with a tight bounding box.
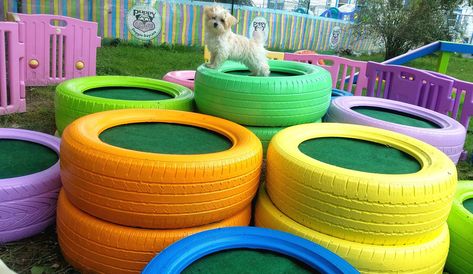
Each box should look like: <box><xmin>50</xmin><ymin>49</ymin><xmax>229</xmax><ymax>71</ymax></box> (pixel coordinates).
<box><xmin>163</xmin><ymin>70</ymin><xmax>195</xmax><ymax>90</ymax></box>
<box><xmin>325</xmin><ymin>96</ymin><xmax>466</xmax><ymax>164</ymax></box>
<box><xmin>0</xmin><ymin>129</ymin><xmax>61</xmax><ymax>243</ymax></box>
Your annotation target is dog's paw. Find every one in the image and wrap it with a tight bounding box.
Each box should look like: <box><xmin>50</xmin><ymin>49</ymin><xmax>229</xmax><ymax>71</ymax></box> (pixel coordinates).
<box><xmin>205</xmin><ymin>63</ymin><xmax>216</xmax><ymax>69</ymax></box>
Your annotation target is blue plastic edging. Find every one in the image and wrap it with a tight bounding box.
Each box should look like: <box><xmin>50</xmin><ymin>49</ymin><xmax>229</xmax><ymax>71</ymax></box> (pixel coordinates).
<box><xmin>331</xmin><ymin>88</ymin><xmax>353</xmax><ymax>99</ymax></box>
<box><xmin>383</xmin><ymin>41</ymin><xmax>441</xmax><ymax>65</ymax></box>
<box><xmin>142</xmin><ymin>227</ymin><xmax>359</xmax><ymax>274</ymax></box>
<box><xmin>440</xmin><ymin>41</ymin><xmax>473</xmax><ymax>54</ymax></box>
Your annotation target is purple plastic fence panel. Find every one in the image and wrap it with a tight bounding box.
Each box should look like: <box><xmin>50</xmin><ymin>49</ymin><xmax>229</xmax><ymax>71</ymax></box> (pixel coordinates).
<box><xmin>284</xmin><ymin>53</ymin><xmax>368</xmax><ymax>95</ymax></box>
<box><xmin>9</xmin><ymin>13</ymin><xmax>101</xmax><ymax>86</ymax></box>
<box><xmin>0</xmin><ymin>22</ymin><xmax>26</xmax><ymax>115</ymax></box>
<box><xmin>426</xmin><ymin>71</ymin><xmax>473</xmax><ymax>130</ymax></box>
<box><xmin>365</xmin><ymin>62</ymin><xmax>455</xmax><ymax>115</ymax></box>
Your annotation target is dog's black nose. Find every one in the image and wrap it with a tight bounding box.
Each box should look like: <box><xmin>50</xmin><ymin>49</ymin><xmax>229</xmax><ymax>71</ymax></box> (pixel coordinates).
<box><xmin>213</xmin><ymin>22</ymin><xmax>218</xmax><ymax>28</ymax></box>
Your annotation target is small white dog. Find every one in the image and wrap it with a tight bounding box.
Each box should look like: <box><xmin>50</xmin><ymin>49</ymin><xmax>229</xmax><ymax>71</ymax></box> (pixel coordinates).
<box><xmin>204</xmin><ymin>6</ymin><xmax>270</xmax><ymax>76</ymax></box>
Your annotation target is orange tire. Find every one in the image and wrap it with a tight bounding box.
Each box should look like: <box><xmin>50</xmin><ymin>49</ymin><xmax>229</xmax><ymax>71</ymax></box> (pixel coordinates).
<box><xmin>294</xmin><ymin>50</ymin><xmax>326</xmax><ymax>65</ymax></box>
<box><xmin>57</xmin><ymin>190</ymin><xmax>251</xmax><ymax>274</ymax></box>
<box><xmin>60</xmin><ymin>109</ymin><xmax>262</xmax><ymax>228</ymax></box>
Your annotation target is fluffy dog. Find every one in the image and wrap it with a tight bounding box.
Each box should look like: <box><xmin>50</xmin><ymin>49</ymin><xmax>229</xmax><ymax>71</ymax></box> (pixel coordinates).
<box><xmin>204</xmin><ymin>6</ymin><xmax>270</xmax><ymax>76</ymax></box>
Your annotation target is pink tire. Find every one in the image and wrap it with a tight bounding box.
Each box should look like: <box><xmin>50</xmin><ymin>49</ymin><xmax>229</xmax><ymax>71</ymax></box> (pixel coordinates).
<box><xmin>0</xmin><ymin>129</ymin><xmax>61</xmax><ymax>243</ymax></box>
<box><xmin>163</xmin><ymin>70</ymin><xmax>195</xmax><ymax>90</ymax></box>
<box><xmin>325</xmin><ymin>96</ymin><xmax>466</xmax><ymax>164</ymax></box>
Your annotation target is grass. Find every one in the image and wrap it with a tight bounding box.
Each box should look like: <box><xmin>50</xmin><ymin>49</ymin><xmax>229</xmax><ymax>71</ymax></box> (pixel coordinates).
<box><xmin>0</xmin><ymin>43</ymin><xmax>472</xmax><ymax>273</ymax></box>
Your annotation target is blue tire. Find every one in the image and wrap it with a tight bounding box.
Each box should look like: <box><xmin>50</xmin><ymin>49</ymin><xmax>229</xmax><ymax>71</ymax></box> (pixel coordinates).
<box><xmin>331</xmin><ymin>88</ymin><xmax>353</xmax><ymax>100</ymax></box>
<box><xmin>142</xmin><ymin>226</ymin><xmax>359</xmax><ymax>274</ymax></box>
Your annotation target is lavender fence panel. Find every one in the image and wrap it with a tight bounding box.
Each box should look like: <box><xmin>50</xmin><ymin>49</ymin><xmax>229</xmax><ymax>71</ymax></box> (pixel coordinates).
<box><xmin>9</xmin><ymin>13</ymin><xmax>101</xmax><ymax>86</ymax></box>
<box><xmin>0</xmin><ymin>22</ymin><xmax>26</xmax><ymax>115</ymax></box>
<box><xmin>285</xmin><ymin>53</ymin><xmax>368</xmax><ymax>95</ymax></box>
<box><xmin>365</xmin><ymin>62</ymin><xmax>455</xmax><ymax>115</ymax></box>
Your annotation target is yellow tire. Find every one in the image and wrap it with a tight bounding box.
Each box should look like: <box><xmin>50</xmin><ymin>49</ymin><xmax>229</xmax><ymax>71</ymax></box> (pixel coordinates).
<box><xmin>57</xmin><ymin>190</ymin><xmax>251</xmax><ymax>274</ymax></box>
<box><xmin>255</xmin><ymin>186</ymin><xmax>449</xmax><ymax>274</ymax></box>
<box><xmin>266</xmin><ymin>123</ymin><xmax>456</xmax><ymax>245</ymax></box>
<box><xmin>61</xmin><ymin>109</ymin><xmax>262</xmax><ymax>229</ymax></box>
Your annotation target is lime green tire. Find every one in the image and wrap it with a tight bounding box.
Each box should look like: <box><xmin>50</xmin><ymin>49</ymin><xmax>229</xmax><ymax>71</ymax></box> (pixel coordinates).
<box><xmin>246</xmin><ymin>119</ymin><xmax>321</xmax><ymax>156</ymax></box>
<box><xmin>194</xmin><ymin>60</ymin><xmax>332</xmax><ymax>126</ymax></box>
<box><xmin>445</xmin><ymin>181</ymin><xmax>473</xmax><ymax>274</ymax></box>
<box><xmin>266</xmin><ymin>123</ymin><xmax>457</xmax><ymax>245</ymax></box>
<box><xmin>255</xmin><ymin>186</ymin><xmax>450</xmax><ymax>274</ymax></box>
<box><xmin>55</xmin><ymin>76</ymin><xmax>194</xmax><ymax>135</ymax></box>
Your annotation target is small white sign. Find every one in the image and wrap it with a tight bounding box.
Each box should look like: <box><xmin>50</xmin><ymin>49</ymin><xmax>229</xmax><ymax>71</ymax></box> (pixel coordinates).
<box><xmin>329</xmin><ymin>26</ymin><xmax>342</xmax><ymax>49</ymax></box>
<box><xmin>127</xmin><ymin>5</ymin><xmax>161</xmax><ymax>41</ymax></box>
<box><xmin>249</xmin><ymin>17</ymin><xmax>269</xmax><ymax>44</ymax></box>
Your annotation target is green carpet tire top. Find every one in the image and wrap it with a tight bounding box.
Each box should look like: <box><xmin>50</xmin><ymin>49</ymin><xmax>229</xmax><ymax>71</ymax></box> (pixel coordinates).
<box><xmin>266</xmin><ymin>123</ymin><xmax>457</xmax><ymax>245</ymax></box>
<box><xmin>445</xmin><ymin>181</ymin><xmax>473</xmax><ymax>274</ymax></box>
<box><xmin>55</xmin><ymin>76</ymin><xmax>194</xmax><ymax>135</ymax></box>
<box><xmin>255</xmin><ymin>186</ymin><xmax>450</xmax><ymax>274</ymax></box>
<box><xmin>60</xmin><ymin>109</ymin><xmax>262</xmax><ymax>229</ymax></box>
<box><xmin>194</xmin><ymin>60</ymin><xmax>332</xmax><ymax>126</ymax></box>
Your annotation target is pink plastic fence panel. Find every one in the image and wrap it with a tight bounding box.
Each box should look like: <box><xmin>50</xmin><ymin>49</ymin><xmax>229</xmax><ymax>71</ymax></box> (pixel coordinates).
<box><xmin>10</xmin><ymin>13</ymin><xmax>101</xmax><ymax>86</ymax></box>
<box><xmin>0</xmin><ymin>22</ymin><xmax>26</xmax><ymax>115</ymax></box>
<box><xmin>365</xmin><ymin>62</ymin><xmax>455</xmax><ymax>115</ymax></box>
<box><xmin>284</xmin><ymin>53</ymin><xmax>368</xmax><ymax>96</ymax></box>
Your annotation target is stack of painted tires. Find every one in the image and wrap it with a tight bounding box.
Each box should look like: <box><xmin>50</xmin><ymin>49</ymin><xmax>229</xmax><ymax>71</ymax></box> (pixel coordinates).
<box><xmin>0</xmin><ymin>129</ymin><xmax>61</xmax><ymax>243</ymax></box>
<box><xmin>445</xmin><ymin>181</ymin><xmax>473</xmax><ymax>274</ymax></box>
<box><xmin>255</xmin><ymin>123</ymin><xmax>457</xmax><ymax>273</ymax></box>
<box><xmin>194</xmin><ymin>60</ymin><xmax>332</xmax><ymax>155</ymax></box>
<box><xmin>325</xmin><ymin>96</ymin><xmax>467</xmax><ymax>164</ymax></box>
<box><xmin>57</xmin><ymin>109</ymin><xmax>262</xmax><ymax>273</ymax></box>
<box><xmin>55</xmin><ymin>76</ymin><xmax>194</xmax><ymax>135</ymax></box>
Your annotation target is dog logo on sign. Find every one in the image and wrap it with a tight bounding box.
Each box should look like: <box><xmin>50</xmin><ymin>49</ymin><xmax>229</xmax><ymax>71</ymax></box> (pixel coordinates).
<box><xmin>127</xmin><ymin>5</ymin><xmax>161</xmax><ymax>40</ymax></box>
<box><xmin>250</xmin><ymin>17</ymin><xmax>269</xmax><ymax>44</ymax></box>
<box><xmin>329</xmin><ymin>26</ymin><xmax>342</xmax><ymax>49</ymax></box>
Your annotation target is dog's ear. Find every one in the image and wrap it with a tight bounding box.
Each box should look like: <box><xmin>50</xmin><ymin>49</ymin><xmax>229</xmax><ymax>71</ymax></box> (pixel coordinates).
<box><xmin>204</xmin><ymin>6</ymin><xmax>214</xmax><ymax>19</ymax></box>
<box><xmin>225</xmin><ymin>13</ymin><xmax>238</xmax><ymax>28</ymax></box>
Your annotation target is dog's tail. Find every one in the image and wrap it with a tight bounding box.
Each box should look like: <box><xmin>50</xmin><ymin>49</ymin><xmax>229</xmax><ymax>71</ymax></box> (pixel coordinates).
<box><xmin>251</xmin><ymin>30</ymin><xmax>265</xmax><ymax>45</ymax></box>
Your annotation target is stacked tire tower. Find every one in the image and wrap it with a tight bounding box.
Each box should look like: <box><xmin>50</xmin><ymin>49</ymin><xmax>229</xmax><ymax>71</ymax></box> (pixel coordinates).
<box><xmin>194</xmin><ymin>60</ymin><xmax>332</xmax><ymax>155</ymax></box>
<box><xmin>56</xmin><ymin>97</ymin><xmax>263</xmax><ymax>271</ymax></box>
<box><xmin>255</xmin><ymin>122</ymin><xmax>458</xmax><ymax>273</ymax></box>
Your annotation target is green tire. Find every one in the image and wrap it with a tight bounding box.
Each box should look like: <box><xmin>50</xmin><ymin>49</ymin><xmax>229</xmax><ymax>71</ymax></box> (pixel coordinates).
<box><xmin>445</xmin><ymin>181</ymin><xmax>473</xmax><ymax>274</ymax></box>
<box><xmin>55</xmin><ymin>76</ymin><xmax>194</xmax><ymax>135</ymax></box>
<box><xmin>246</xmin><ymin>119</ymin><xmax>322</xmax><ymax>156</ymax></box>
<box><xmin>194</xmin><ymin>60</ymin><xmax>332</xmax><ymax>126</ymax></box>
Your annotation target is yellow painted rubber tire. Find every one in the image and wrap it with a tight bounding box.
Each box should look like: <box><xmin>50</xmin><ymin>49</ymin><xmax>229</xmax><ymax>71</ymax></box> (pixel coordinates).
<box><xmin>255</xmin><ymin>186</ymin><xmax>449</xmax><ymax>274</ymax></box>
<box><xmin>60</xmin><ymin>109</ymin><xmax>262</xmax><ymax>229</ymax></box>
<box><xmin>266</xmin><ymin>123</ymin><xmax>456</xmax><ymax>245</ymax></box>
<box><xmin>57</xmin><ymin>190</ymin><xmax>251</xmax><ymax>274</ymax></box>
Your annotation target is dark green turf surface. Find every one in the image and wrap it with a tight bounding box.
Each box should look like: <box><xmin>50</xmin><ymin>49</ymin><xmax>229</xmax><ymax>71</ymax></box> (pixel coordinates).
<box><xmin>464</xmin><ymin>198</ymin><xmax>473</xmax><ymax>214</ymax></box>
<box><xmin>99</xmin><ymin>122</ymin><xmax>232</xmax><ymax>154</ymax></box>
<box><xmin>183</xmin><ymin>249</ymin><xmax>318</xmax><ymax>274</ymax></box>
<box><xmin>0</xmin><ymin>139</ymin><xmax>58</xmax><ymax>179</ymax></box>
<box><xmin>352</xmin><ymin>106</ymin><xmax>440</xmax><ymax>128</ymax></box>
<box><xmin>84</xmin><ymin>87</ymin><xmax>173</xmax><ymax>101</ymax></box>
<box><xmin>299</xmin><ymin>137</ymin><xmax>421</xmax><ymax>174</ymax></box>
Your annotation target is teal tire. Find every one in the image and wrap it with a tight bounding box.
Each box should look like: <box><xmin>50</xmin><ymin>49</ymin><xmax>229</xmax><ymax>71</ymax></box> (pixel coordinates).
<box><xmin>55</xmin><ymin>76</ymin><xmax>194</xmax><ymax>135</ymax></box>
<box><xmin>194</xmin><ymin>60</ymin><xmax>332</xmax><ymax>126</ymax></box>
<box><xmin>445</xmin><ymin>181</ymin><xmax>473</xmax><ymax>274</ymax></box>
